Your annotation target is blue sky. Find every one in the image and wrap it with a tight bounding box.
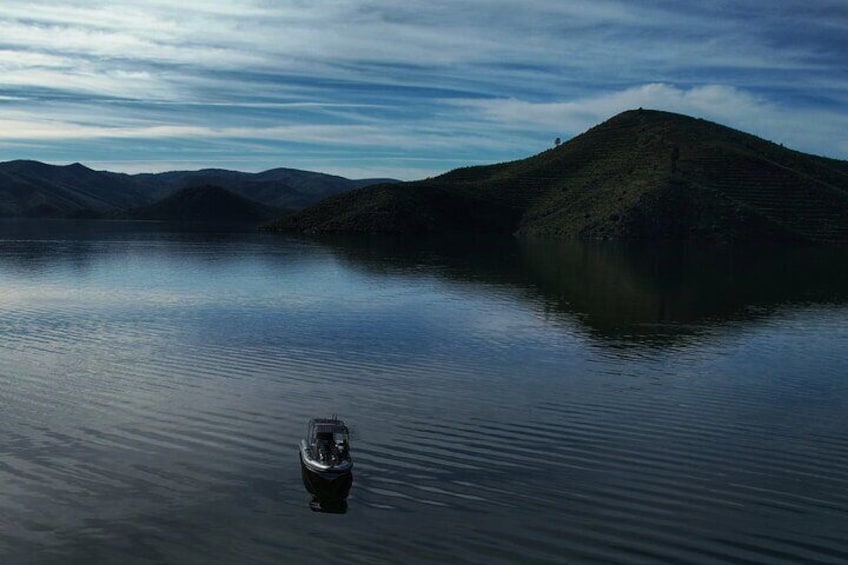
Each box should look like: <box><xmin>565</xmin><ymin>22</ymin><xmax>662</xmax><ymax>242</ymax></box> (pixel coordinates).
<box><xmin>0</xmin><ymin>1</ymin><xmax>846</xmax><ymax>180</ymax></box>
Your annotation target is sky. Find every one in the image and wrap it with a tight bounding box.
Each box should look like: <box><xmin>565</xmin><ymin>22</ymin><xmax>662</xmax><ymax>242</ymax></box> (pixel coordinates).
<box><xmin>0</xmin><ymin>1</ymin><xmax>846</xmax><ymax>180</ymax></box>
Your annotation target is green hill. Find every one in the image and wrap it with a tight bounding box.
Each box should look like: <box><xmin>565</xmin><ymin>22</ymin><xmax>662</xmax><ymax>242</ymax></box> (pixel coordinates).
<box><xmin>128</xmin><ymin>184</ymin><xmax>283</xmax><ymax>224</ymax></box>
<box><xmin>268</xmin><ymin>109</ymin><xmax>848</xmax><ymax>245</ymax></box>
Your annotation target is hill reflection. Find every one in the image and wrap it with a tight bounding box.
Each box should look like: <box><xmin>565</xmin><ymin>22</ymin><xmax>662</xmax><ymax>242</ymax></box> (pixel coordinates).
<box><xmin>1</xmin><ymin>219</ymin><xmax>845</xmax><ymax>349</ymax></box>
<box><xmin>314</xmin><ymin>235</ymin><xmax>848</xmax><ymax>348</ymax></box>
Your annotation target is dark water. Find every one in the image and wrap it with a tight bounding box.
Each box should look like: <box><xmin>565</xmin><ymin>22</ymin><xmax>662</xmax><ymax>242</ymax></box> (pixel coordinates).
<box><xmin>1</xmin><ymin>220</ymin><xmax>847</xmax><ymax>564</ymax></box>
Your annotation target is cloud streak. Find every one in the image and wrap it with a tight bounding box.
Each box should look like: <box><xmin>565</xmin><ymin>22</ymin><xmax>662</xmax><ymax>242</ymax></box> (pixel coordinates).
<box><xmin>0</xmin><ymin>1</ymin><xmax>845</xmax><ymax>178</ymax></box>
<box><xmin>456</xmin><ymin>83</ymin><xmax>848</xmax><ymax>159</ymax></box>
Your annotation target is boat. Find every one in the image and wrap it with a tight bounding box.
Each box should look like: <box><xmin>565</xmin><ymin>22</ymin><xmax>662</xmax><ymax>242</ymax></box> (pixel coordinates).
<box><xmin>299</xmin><ymin>417</ymin><xmax>353</xmax><ymax>503</ymax></box>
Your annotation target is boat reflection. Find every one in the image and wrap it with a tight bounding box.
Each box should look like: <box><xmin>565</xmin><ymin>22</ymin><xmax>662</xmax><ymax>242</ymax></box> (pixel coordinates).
<box><xmin>302</xmin><ymin>467</ymin><xmax>353</xmax><ymax>513</ymax></box>
<box><xmin>308</xmin><ymin>496</ymin><xmax>349</xmax><ymax>514</ymax></box>
<box><xmin>301</xmin><ymin>462</ymin><xmax>354</xmax><ymax>508</ymax></box>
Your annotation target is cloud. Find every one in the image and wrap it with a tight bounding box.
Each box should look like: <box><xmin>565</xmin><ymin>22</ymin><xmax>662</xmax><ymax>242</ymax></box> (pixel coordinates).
<box><xmin>456</xmin><ymin>84</ymin><xmax>766</xmax><ymax>130</ymax></box>
<box><xmin>0</xmin><ymin>115</ymin><xmax>508</xmax><ymax>152</ymax></box>
<box><xmin>454</xmin><ymin>83</ymin><xmax>848</xmax><ymax>159</ymax></box>
<box><xmin>0</xmin><ymin>1</ymin><xmax>845</xmax><ymax>177</ymax></box>
<box><xmin>1</xmin><ymin>1</ymin><xmax>840</xmax><ymax>93</ymax></box>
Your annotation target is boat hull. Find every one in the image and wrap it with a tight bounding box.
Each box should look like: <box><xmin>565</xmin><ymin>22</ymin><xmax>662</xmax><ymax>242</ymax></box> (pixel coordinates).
<box><xmin>300</xmin><ymin>452</ymin><xmax>353</xmax><ymax>502</ymax></box>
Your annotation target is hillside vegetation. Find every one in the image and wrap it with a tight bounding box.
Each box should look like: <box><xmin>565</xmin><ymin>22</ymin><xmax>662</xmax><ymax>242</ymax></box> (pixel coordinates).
<box><xmin>0</xmin><ymin>161</ymin><xmax>393</xmax><ymax>219</ymax></box>
<box><xmin>269</xmin><ymin>110</ymin><xmax>848</xmax><ymax>245</ymax></box>
<box><xmin>127</xmin><ymin>184</ymin><xmax>283</xmax><ymax>223</ymax></box>
<box><xmin>133</xmin><ymin>168</ymin><xmax>396</xmax><ymax>208</ymax></box>
<box><xmin>0</xmin><ymin>161</ymin><xmax>146</xmax><ymax>217</ymax></box>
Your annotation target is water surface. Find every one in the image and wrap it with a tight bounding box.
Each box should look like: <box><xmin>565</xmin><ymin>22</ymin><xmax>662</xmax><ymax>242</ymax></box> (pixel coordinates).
<box><xmin>1</xmin><ymin>221</ymin><xmax>847</xmax><ymax>564</ymax></box>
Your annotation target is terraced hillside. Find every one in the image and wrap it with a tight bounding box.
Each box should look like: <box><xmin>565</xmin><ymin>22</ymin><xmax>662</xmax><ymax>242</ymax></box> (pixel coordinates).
<box><xmin>271</xmin><ymin>109</ymin><xmax>848</xmax><ymax>245</ymax></box>
<box><xmin>675</xmin><ymin>142</ymin><xmax>848</xmax><ymax>245</ymax></box>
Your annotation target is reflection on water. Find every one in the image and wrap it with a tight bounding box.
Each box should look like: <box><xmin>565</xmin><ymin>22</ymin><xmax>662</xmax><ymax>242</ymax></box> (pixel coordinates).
<box><xmin>0</xmin><ymin>221</ymin><xmax>847</xmax><ymax>564</ymax></box>
<box><xmin>316</xmin><ymin>234</ymin><xmax>848</xmax><ymax>346</ymax></box>
<box><xmin>309</xmin><ymin>498</ymin><xmax>349</xmax><ymax>514</ymax></box>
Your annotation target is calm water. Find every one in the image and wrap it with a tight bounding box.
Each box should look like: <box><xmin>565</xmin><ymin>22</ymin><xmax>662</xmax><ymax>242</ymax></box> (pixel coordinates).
<box><xmin>1</xmin><ymin>220</ymin><xmax>847</xmax><ymax>564</ymax></box>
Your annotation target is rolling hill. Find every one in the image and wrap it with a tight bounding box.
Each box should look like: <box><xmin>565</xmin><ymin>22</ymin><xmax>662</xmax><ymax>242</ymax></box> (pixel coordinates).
<box><xmin>0</xmin><ymin>160</ymin><xmax>147</xmax><ymax>217</ymax></box>
<box><xmin>268</xmin><ymin>109</ymin><xmax>848</xmax><ymax>245</ymax></box>
<box><xmin>132</xmin><ymin>168</ymin><xmax>396</xmax><ymax>209</ymax></box>
<box><xmin>0</xmin><ymin>161</ymin><xmax>394</xmax><ymax>219</ymax></box>
<box><xmin>127</xmin><ymin>184</ymin><xmax>283</xmax><ymax>223</ymax></box>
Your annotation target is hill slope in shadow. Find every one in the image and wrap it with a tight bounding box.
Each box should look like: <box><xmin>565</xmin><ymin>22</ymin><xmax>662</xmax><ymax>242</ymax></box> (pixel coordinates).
<box><xmin>0</xmin><ymin>161</ymin><xmax>394</xmax><ymax>219</ymax></box>
<box><xmin>269</xmin><ymin>110</ymin><xmax>848</xmax><ymax>245</ymax></box>
<box><xmin>127</xmin><ymin>185</ymin><xmax>283</xmax><ymax>223</ymax></box>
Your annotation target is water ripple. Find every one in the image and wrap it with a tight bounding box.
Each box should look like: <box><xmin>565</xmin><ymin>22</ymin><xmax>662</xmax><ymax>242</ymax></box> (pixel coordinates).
<box><xmin>1</xmin><ymin>230</ymin><xmax>847</xmax><ymax>563</ymax></box>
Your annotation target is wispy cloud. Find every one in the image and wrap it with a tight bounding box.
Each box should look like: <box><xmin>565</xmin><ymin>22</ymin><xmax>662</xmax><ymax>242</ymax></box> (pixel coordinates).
<box><xmin>455</xmin><ymin>83</ymin><xmax>848</xmax><ymax>159</ymax></box>
<box><xmin>0</xmin><ymin>1</ymin><xmax>845</xmax><ymax>178</ymax></box>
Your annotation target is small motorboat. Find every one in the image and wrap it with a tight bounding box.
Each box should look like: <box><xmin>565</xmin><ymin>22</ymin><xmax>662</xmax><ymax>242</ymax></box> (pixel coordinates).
<box><xmin>299</xmin><ymin>417</ymin><xmax>353</xmax><ymax>503</ymax></box>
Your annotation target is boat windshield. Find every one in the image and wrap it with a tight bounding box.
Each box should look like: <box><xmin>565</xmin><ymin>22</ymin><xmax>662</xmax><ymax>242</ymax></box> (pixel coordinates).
<box><xmin>333</xmin><ymin>432</ymin><xmax>348</xmax><ymax>443</ymax></box>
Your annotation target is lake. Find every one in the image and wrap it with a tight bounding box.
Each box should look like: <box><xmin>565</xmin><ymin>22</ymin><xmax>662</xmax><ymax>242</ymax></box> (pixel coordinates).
<box><xmin>0</xmin><ymin>220</ymin><xmax>847</xmax><ymax>564</ymax></box>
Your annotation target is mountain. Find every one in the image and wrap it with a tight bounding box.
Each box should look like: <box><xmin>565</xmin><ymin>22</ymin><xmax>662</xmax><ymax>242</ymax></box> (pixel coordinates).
<box><xmin>128</xmin><ymin>184</ymin><xmax>283</xmax><ymax>223</ymax></box>
<box><xmin>0</xmin><ymin>160</ymin><xmax>147</xmax><ymax>217</ymax></box>
<box><xmin>268</xmin><ymin>109</ymin><xmax>848</xmax><ymax>245</ymax></box>
<box><xmin>0</xmin><ymin>161</ymin><xmax>395</xmax><ymax>219</ymax></box>
<box><xmin>132</xmin><ymin>168</ymin><xmax>396</xmax><ymax>209</ymax></box>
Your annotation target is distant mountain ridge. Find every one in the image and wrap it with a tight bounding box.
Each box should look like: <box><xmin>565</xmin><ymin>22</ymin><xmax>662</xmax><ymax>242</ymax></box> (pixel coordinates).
<box><xmin>269</xmin><ymin>109</ymin><xmax>848</xmax><ymax>245</ymax></box>
<box><xmin>0</xmin><ymin>160</ymin><xmax>395</xmax><ymax>219</ymax></box>
<box><xmin>132</xmin><ymin>168</ymin><xmax>397</xmax><ymax>208</ymax></box>
<box><xmin>0</xmin><ymin>160</ymin><xmax>146</xmax><ymax>217</ymax></box>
